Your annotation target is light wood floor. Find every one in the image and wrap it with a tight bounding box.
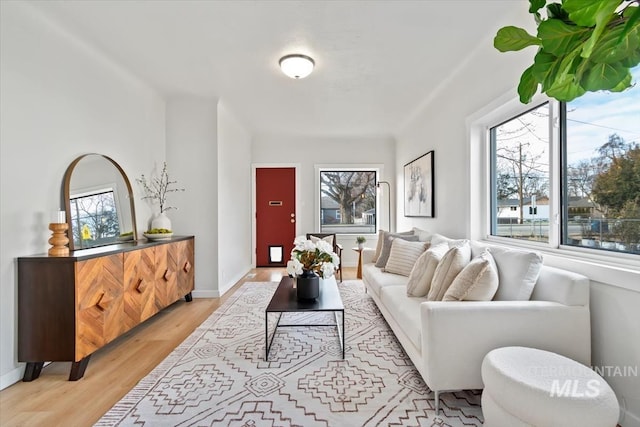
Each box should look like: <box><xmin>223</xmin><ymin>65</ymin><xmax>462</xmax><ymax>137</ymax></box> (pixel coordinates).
<box><xmin>0</xmin><ymin>267</ymin><xmax>357</xmax><ymax>427</ymax></box>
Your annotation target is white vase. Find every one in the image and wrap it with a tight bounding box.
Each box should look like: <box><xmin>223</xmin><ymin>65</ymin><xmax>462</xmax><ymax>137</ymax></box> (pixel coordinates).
<box><xmin>358</xmin><ymin>243</ymin><xmax>364</xmax><ymax>250</ymax></box>
<box><xmin>151</xmin><ymin>212</ymin><xmax>172</xmax><ymax>231</ymax></box>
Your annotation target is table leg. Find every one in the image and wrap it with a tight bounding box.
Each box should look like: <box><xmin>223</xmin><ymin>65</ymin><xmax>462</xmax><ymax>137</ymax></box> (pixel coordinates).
<box><xmin>357</xmin><ymin>250</ymin><xmax>363</xmax><ymax>279</ymax></box>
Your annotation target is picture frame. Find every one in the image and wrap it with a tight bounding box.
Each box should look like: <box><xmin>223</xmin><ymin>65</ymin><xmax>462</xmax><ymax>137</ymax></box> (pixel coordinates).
<box><xmin>404</xmin><ymin>151</ymin><xmax>434</xmax><ymax>217</ymax></box>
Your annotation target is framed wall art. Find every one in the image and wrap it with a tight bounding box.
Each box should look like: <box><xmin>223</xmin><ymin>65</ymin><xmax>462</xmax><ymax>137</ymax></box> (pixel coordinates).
<box><xmin>404</xmin><ymin>151</ymin><xmax>434</xmax><ymax>217</ymax></box>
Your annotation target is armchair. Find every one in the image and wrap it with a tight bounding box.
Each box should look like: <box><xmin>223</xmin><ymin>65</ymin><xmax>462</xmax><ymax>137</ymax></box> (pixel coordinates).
<box><xmin>306</xmin><ymin>233</ymin><xmax>343</xmax><ymax>282</ymax></box>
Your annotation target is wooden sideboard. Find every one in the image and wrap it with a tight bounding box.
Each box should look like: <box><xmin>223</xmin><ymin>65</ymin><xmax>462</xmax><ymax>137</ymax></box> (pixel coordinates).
<box><xmin>18</xmin><ymin>236</ymin><xmax>194</xmax><ymax>381</ymax></box>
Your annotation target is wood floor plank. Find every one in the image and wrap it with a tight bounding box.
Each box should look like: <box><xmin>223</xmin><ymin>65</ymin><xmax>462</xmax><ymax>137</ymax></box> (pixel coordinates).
<box><xmin>0</xmin><ymin>267</ymin><xmax>356</xmax><ymax>426</ymax></box>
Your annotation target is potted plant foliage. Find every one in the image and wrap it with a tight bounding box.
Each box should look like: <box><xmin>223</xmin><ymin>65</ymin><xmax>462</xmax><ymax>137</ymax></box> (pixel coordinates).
<box><xmin>494</xmin><ymin>0</ymin><xmax>640</xmax><ymax>103</ymax></box>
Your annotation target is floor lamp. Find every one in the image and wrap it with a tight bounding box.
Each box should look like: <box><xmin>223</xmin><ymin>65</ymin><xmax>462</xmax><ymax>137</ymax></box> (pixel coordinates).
<box><xmin>377</xmin><ymin>181</ymin><xmax>391</xmax><ymax>232</ymax></box>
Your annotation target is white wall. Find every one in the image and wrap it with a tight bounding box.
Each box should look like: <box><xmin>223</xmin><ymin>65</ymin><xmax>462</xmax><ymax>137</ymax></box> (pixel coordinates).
<box><xmin>165</xmin><ymin>96</ymin><xmax>219</xmax><ymax>297</ymax></box>
<box><xmin>0</xmin><ymin>2</ymin><xmax>165</xmax><ymax>388</ymax></box>
<box><xmin>252</xmin><ymin>135</ymin><xmax>395</xmax><ymax>266</ymax></box>
<box><xmin>395</xmin><ymin>9</ymin><xmax>640</xmax><ymax>426</ymax></box>
<box><xmin>217</xmin><ymin>102</ymin><xmax>253</xmax><ymax>294</ymax></box>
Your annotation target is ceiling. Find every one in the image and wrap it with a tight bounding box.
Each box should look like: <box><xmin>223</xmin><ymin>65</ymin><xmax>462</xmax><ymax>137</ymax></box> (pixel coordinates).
<box><xmin>29</xmin><ymin>0</ymin><xmax>526</xmax><ymax>137</ymax></box>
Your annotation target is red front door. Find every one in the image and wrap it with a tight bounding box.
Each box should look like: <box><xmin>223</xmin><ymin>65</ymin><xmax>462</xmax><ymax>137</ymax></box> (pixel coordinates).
<box><xmin>256</xmin><ymin>168</ymin><xmax>296</xmax><ymax>267</ymax></box>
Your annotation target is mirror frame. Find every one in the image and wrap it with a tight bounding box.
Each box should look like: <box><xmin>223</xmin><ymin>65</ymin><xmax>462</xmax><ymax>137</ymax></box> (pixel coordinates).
<box><xmin>63</xmin><ymin>153</ymin><xmax>138</xmax><ymax>251</ymax></box>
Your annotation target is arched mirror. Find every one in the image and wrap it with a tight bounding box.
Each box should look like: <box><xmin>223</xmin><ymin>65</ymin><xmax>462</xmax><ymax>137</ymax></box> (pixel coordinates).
<box><xmin>63</xmin><ymin>154</ymin><xmax>137</xmax><ymax>250</ymax></box>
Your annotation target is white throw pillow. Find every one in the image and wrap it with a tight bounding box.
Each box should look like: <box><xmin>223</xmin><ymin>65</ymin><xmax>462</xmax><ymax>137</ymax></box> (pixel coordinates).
<box><xmin>430</xmin><ymin>233</ymin><xmax>467</xmax><ymax>248</ymax></box>
<box><xmin>470</xmin><ymin>241</ymin><xmax>543</xmax><ymax>301</ymax></box>
<box><xmin>443</xmin><ymin>250</ymin><xmax>499</xmax><ymax>301</ymax></box>
<box><xmin>372</xmin><ymin>229</ymin><xmax>385</xmax><ymax>262</ymax></box>
<box><xmin>309</xmin><ymin>234</ymin><xmax>334</xmax><ymax>247</ymax></box>
<box><xmin>384</xmin><ymin>238</ymin><xmax>428</xmax><ymax>277</ymax></box>
<box><xmin>412</xmin><ymin>227</ymin><xmax>433</xmax><ymax>242</ymax></box>
<box><xmin>374</xmin><ymin>232</ymin><xmax>419</xmax><ymax>268</ymax></box>
<box><xmin>406</xmin><ymin>243</ymin><xmax>449</xmax><ymax>297</ymax></box>
<box><xmin>427</xmin><ymin>242</ymin><xmax>471</xmax><ymax>301</ymax></box>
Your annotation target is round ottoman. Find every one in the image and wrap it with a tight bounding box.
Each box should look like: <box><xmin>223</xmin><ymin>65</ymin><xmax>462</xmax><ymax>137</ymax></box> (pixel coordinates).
<box><xmin>481</xmin><ymin>346</ymin><xmax>619</xmax><ymax>427</ymax></box>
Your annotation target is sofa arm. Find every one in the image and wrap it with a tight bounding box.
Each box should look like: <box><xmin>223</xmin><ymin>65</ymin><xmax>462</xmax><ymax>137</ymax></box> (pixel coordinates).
<box><xmin>362</xmin><ymin>248</ymin><xmax>376</xmax><ymax>264</ymax></box>
<box><xmin>420</xmin><ymin>301</ymin><xmax>591</xmax><ymax>392</ymax></box>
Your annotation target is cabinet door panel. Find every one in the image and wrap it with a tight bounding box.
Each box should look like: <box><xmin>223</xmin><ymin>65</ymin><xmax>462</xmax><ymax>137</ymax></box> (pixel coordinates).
<box><xmin>176</xmin><ymin>239</ymin><xmax>195</xmax><ymax>297</ymax></box>
<box><xmin>124</xmin><ymin>247</ymin><xmax>156</xmax><ymax>331</ymax></box>
<box><xmin>154</xmin><ymin>244</ymin><xmax>178</xmax><ymax>310</ymax></box>
<box><xmin>75</xmin><ymin>254</ymin><xmax>123</xmax><ymax>360</ymax></box>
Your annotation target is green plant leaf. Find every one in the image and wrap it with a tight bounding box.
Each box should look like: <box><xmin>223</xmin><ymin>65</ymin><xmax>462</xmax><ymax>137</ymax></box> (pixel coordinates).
<box><xmin>545</xmin><ymin>73</ymin><xmax>586</xmax><ymax>101</ymax></box>
<box><xmin>581</xmin><ymin>62</ymin><xmax>629</xmax><ymax>91</ymax></box>
<box><xmin>518</xmin><ymin>65</ymin><xmax>540</xmax><ymax>103</ymax></box>
<box><xmin>494</xmin><ymin>26</ymin><xmax>541</xmax><ymax>52</ymax></box>
<box><xmin>609</xmin><ymin>71</ymin><xmax>633</xmax><ymax>92</ymax></box>
<box><xmin>538</xmin><ymin>19</ymin><xmax>590</xmax><ymax>55</ymax></box>
<box><xmin>564</xmin><ymin>0</ymin><xmax>620</xmax><ymax>58</ymax></box>
<box><xmin>590</xmin><ymin>24</ymin><xmax>640</xmax><ymax>63</ymax></box>
<box><xmin>547</xmin><ymin>3</ymin><xmax>569</xmax><ymax>21</ymax></box>
<box><xmin>563</xmin><ymin>0</ymin><xmax>620</xmax><ymax>27</ymax></box>
<box><xmin>529</xmin><ymin>0</ymin><xmax>547</xmax><ymax>14</ymax></box>
<box><xmin>532</xmin><ymin>51</ymin><xmax>563</xmax><ymax>89</ymax></box>
<box><xmin>620</xmin><ymin>6</ymin><xmax>640</xmax><ymax>42</ymax></box>
<box><xmin>620</xmin><ymin>46</ymin><xmax>640</xmax><ymax>67</ymax></box>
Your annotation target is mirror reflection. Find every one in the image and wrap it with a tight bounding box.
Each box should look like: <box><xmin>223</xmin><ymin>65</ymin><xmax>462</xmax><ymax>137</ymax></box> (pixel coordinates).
<box><xmin>64</xmin><ymin>154</ymin><xmax>137</xmax><ymax>250</ymax></box>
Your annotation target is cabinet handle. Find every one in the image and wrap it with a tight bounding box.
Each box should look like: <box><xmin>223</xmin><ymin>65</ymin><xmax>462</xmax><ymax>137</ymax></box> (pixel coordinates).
<box><xmin>163</xmin><ymin>269</ymin><xmax>174</xmax><ymax>281</ymax></box>
<box><xmin>96</xmin><ymin>293</ymin><xmax>112</xmax><ymax>311</ymax></box>
<box><xmin>135</xmin><ymin>279</ymin><xmax>145</xmax><ymax>293</ymax></box>
<box><xmin>183</xmin><ymin>261</ymin><xmax>192</xmax><ymax>273</ymax></box>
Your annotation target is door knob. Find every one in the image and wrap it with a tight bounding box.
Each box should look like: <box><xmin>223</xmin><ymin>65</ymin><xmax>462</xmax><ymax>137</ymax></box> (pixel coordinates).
<box><xmin>290</xmin><ymin>219</ymin><xmax>295</xmax><ymax>223</ymax></box>
<box><xmin>290</xmin><ymin>213</ymin><xmax>295</xmax><ymax>217</ymax></box>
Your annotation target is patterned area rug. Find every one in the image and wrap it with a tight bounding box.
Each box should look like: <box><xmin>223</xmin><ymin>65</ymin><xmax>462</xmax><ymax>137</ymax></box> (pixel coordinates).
<box><xmin>97</xmin><ymin>281</ymin><xmax>482</xmax><ymax>426</ymax></box>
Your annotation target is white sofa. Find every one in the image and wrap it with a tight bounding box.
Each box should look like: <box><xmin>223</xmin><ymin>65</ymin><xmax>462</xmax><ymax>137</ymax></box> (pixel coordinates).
<box><xmin>361</xmin><ymin>241</ymin><xmax>591</xmax><ymax>413</ymax></box>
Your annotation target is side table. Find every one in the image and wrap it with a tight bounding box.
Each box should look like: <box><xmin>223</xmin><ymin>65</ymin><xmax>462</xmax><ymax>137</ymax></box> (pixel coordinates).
<box><xmin>352</xmin><ymin>247</ymin><xmax>364</xmax><ymax>279</ymax></box>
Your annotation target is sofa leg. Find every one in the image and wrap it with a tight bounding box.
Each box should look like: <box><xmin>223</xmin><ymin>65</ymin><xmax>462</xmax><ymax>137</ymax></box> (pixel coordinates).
<box><xmin>434</xmin><ymin>390</ymin><xmax>440</xmax><ymax>414</ymax></box>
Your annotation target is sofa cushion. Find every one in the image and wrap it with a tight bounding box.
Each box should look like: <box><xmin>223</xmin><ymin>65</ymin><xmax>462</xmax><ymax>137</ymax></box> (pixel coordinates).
<box><xmin>374</xmin><ymin>232</ymin><xmax>419</xmax><ymax>268</ymax></box>
<box><xmin>443</xmin><ymin>250</ymin><xmax>499</xmax><ymax>301</ymax></box>
<box><xmin>470</xmin><ymin>242</ymin><xmax>543</xmax><ymax>301</ymax></box>
<box><xmin>431</xmin><ymin>233</ymin><xmax>467</xmax><ymax>248</ymax></box>
<box><xmin>373</xmin><ymin>229</ymin><xmax>414</xmax><ymax>263</ymax></box>
<box><xmin>412</xmin><ymin>227</ymin><xmax>433</xmax><ymax>242</ymax></box>
<box><xmin>362</xmin><ymin>263</ymin><xmax>408</xmax><ymax>297</ymax></box>
<box><xmin>384</xmin><ymin>238</ymin><xmax>428</xmax><ymax>276</ymax></box>
<box><xmin>406</xmin><ymin>243</ymin><xmax>449</xmax><ymax>297</ymax></box>
<box><xmin>427</xmin><ymin>242</ymin><xmax>471</xmax><ymax>301</ymax></box>
<box><xmin>309</xmin><ymin>234</ymin><xmax>334</xmax><ymax>246</ymax></box>
<box><xmin>379</xmin><ymin>285</ymin><xmax>424</xmax><ymax>351</ymax></box>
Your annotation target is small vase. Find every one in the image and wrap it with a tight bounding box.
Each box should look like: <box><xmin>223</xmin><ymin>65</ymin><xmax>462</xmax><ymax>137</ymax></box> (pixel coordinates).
<box><xmin>358</xmin><ymin>242</ymin><xmax>364</xmax><ymax>250</ymax></box>
<box><xmin>151</xmin><ymin>212</ymin><xmax>172</xmax><ymax>231</ymax></box>
<box><xmin>296</xmin><ymin>269</ymin><xmax>319</xmax><ymax>301</ymax></box>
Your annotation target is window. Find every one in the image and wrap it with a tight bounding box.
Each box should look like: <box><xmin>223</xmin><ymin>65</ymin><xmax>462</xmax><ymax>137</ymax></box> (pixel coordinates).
<box><xmin>69</xmin><ymin>188</ymin><xmax>120</xmax><ymax>249</ymax></box>
<box><xmin>319</xmin><ymin>170</ymin><xmax>377</xmax><ymax>234</ymax></box>
<box><xmin>563</xmin><ymin>76</ymin><xmax>640</xmax><ymax>254</ymax></box>
<box><xmin>487</xmin><ymin>66</ymin><xmax>640</xmax><ymax>256</ymax></box>
<box><xmin>490</xmin><ymin>103</ymin><xmax>550</xmax><ymax>243</ymax></box>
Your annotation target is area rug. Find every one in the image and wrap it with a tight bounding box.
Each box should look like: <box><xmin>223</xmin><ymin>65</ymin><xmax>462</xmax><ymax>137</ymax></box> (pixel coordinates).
<box><xmin>97</xmin><ymin>280</ymin><xmax>482</xmax><ymax>426</ymax></box>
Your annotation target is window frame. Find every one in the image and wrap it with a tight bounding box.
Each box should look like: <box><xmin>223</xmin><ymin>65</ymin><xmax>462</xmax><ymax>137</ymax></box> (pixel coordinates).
<box><xmin>314</xmin><ymin>164</ymin><xmax>383</xmax><ymax>236</ymax></box>
<box><xmin>469</xmin><ymin>93</ymin><xmax>639</xmax><ymax>272</ymax></box>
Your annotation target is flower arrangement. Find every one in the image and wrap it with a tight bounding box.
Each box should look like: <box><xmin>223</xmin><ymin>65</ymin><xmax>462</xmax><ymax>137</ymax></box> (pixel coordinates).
<box><xmin>356</xmin><ymin>236</ymin><xmax>366</xmax><ymax>244</ymax></box>
<box><xmin>137</xmin><ymin>162</ymin><xmax>185</xmax><ymax>213</ymax></box>
<box><xmin>286</xmin><ymin>236</ymin><xmax>340</xmax><ymax>279</ymax></box>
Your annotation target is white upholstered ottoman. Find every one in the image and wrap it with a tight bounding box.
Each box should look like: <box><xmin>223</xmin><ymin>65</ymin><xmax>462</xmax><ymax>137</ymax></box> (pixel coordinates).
<box><xmin>481</xmin><ymin>346</ymin><xmax>619</xmax><ymax>427</ymax></box>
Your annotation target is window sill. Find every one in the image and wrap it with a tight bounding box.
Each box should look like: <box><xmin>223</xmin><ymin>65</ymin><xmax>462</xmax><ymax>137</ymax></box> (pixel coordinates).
<box><xmin>482</xmin><ymin>236</ymin><xmax>639</xmax><ymax>293</ymax></box>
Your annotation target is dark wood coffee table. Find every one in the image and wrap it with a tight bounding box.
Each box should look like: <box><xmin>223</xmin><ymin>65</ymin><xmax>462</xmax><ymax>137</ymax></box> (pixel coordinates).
<box><xmin>265</xmin><ymin>276</ymin><xmax>345</xmax><ymax>361</ymax></box>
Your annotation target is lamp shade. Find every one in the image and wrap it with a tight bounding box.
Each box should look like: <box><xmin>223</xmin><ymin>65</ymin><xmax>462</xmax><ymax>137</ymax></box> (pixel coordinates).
<box><xmin>279</xmin><ymin>54</ymin><xmax>314</xmax><ymax>79</ymax></box>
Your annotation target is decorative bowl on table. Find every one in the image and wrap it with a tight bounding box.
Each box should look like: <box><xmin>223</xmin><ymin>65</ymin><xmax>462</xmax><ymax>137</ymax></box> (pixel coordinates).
<box><xmin>144</xmin><ymin>228</ymin><xmax>173</xmax><ymax>241</ymax></box>
<box><xmin>117</xmin><ymin>232</ymin><xmax>134</xmax><ymax>242</ymax></box>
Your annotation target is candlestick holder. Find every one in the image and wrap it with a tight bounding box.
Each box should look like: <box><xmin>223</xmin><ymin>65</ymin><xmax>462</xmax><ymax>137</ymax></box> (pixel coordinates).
<box><xmin>48</xmin><ymin>223</ymin><xmax>69</xmax><ymax>256</ymax></box>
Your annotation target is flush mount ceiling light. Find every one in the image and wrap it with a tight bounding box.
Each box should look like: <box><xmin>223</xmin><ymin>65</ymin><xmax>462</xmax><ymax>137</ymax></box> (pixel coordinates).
<box><xmin>279</xmin><ymin>54</ymin><xmax>315</xmax><ymax>79</ymax></box>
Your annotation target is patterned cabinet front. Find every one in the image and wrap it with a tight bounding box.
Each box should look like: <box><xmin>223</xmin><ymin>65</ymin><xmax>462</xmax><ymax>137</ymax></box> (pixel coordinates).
<box><xmin>18</xmin><ymin>236</ymin><xmax>194</xmax><ymax>381</ymax></box>
<box><xmin>175</xmin><ymin>238</ymin><xmax>195</xmax><ymax>298</ymax></box>
<box><xmin>124</xmin><ymin>246</ymin><xmax>157</xmax><ymax>331</ymax></box>
<box><xmin>75</xmin><ymin>253</ymin><xmax>124</xmax><ymax>361</ymax></box>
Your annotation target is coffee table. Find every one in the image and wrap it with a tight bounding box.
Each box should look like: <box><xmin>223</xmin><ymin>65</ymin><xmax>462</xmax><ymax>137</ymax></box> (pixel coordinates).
<box><xmin>265</xmin><ymin>276</ymin><xmax>345</xmax><ymax>361</ymax></box>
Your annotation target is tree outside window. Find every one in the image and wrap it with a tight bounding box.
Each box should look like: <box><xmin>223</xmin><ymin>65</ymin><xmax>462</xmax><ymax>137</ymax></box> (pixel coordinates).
<box><xmin>320</xmin><ymin>171</ymin><xmax>376</xmax><ymax>234</ymax></box>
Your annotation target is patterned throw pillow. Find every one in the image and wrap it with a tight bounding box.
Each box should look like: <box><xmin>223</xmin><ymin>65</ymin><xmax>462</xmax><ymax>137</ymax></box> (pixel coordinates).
<box><xmin>443</xmin><ymin>250</ymin><xmax>499</xmax><ymax>301</ymax></box>
<box><xmin>309</xmin><ymin>235</ymin><xmax>334</xmax><ymax>247</ymax></box>
<box><xmin>374</xmin><ymin>232</ymin><xmax>419</xmax><ymax>268</ymax></box>
<box><xmin>384</xmin><ymin>238</ymin><xmax>428</xmax><ymax>277</ymax></box>
<box><xmin>406</xmin><ymin>243</ymin><xmax>449</xmax><ymax>297</ymax></box>
<box><xmin>427</xmin><ymin>241</ymin><xmax>471</xmax><ymax>301</ymax></box>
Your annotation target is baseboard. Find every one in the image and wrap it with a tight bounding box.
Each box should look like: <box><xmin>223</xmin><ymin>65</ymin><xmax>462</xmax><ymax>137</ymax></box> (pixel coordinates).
<box><xmin>191</xmin><ymin>289</ymin><xmax>219</xmax><ymax>298</ymax></box>
<box><xmin>0</xmin><ymin>365</ymin><xmax>24</xmax><ymax>391</ymax></box>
